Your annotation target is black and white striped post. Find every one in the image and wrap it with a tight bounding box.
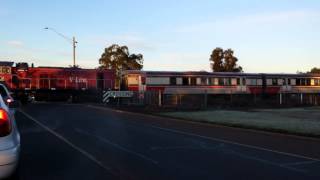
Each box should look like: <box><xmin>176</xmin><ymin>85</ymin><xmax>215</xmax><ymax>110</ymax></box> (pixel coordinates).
<box><xmin>102</xmin><ymin>90</ymin><xmax>134</xmax><ymax>104</ymax></box>
<box><xmin>102</xmin><ymin>90</ymin><xmax>111</xmax><ymax>103</ymax></box>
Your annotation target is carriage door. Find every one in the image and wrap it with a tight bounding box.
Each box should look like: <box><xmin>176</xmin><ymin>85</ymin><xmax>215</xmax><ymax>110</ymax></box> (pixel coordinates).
<box><xmin>97</xmin><ymin>73</ymin><xmax>104</xmax><ymax>89</ymax></box>
<box><xmin>139</xmin><ymin>76</ymin><xmax>146</xmax><ymax>91</ymax></box>
<box><xmin>236</xmin><ymin>77</ymin><xmax>247</xmax><ymax>92</ymax></box>
<box><xmin>262</xmin><ymin>75</ymin><xmax>267</xmax><ymax>94</ymax></box>
<box><xmin>40</xmin><ymin>74</ymin><xmax>49</xmax><ymax>89</ymax></box>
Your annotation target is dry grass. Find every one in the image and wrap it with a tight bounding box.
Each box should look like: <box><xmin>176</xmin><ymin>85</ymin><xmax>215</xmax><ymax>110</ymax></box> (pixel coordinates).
<box><xmin>160</xmin><ymin>107</ymin><xmax>320</xmax><ymax>136</ymax></box>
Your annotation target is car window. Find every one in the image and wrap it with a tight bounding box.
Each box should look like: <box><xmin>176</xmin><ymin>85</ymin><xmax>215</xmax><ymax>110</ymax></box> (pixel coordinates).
<box><xmin>0</xmin><ymin>85</ymin><xmax>8</xmax><ymax>98</ymax></box>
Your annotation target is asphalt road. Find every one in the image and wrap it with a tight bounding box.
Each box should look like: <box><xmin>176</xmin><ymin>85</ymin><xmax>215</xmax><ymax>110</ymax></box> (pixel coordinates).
<box><xmin>13</xmin><ymin>102</ymin><xmax>320</xmax><ymax>180</ymax></box>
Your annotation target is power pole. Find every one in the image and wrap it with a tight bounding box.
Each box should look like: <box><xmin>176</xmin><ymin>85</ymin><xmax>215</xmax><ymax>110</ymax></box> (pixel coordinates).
<box><xmin>73</xmin><ymin>37</ymin><xmax>76</xmax><ymax>67</ymax></box>
<box><xmin>44</xmin><ymin>27</ymin><xmax>78</xmax><ymax>67</ymax></box>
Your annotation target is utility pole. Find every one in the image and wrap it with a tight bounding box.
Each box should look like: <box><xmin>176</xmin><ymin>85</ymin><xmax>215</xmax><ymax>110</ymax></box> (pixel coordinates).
<box><xmin>73</xmin><ymin>37</ymin><xmax>76</xmax><ymax>67</ymax></box>
<box><xmin>44</xmin><ymin>27</ymin><xmax>78</xmax><ymax>67</ymax></box>
<box><xmin>117</xmin><ymin>67</ymin><xmax>122</xmax><ymax>106</ymax></box>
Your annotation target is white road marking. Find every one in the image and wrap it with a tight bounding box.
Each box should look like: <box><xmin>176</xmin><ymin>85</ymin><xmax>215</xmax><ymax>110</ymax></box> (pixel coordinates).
<box><xmin>87</xmin><ymin>105</ymin><xmax>320</xmax><ymax>162</ymax></box>
<box><xmin>150</xmin><ymin>144</ymin><xmax>225</xmax><ymax>151</ymax></box>
<box><xmin>147</xmin><ymin>124</ymin><xmax>320</xmax><ymax>162</ymax></box>
<box><xmin>74</xmin><ymin>128</ymin><xmax>159</xmax><ymax>165</ymax></box>
<box><xmin>282</xmin><ymin>160</ymin><xmax>320</xmax><ymax>166</ymax></box>
<box><xmin>18</xmin><ymin>110</ymin><xmax>115</xmax><ymax>175</ymax></box>
<box><xmin>222</xmin><ymin>148</ymin><xmax>307</xmax><ymax>173</ymax></box>
<box><xmin>86</xmin><ymin>105</ymin><xmax>320</xmax><ymax>142</ymax></box>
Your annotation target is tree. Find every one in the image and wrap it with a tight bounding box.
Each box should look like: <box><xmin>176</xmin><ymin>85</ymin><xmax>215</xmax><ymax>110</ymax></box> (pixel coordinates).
<box><xmin>309</xmin><ymin>67</ymin><xmax>320</xmax><ymax>74</ymax></box>
<box><xmin>223</xmin><ymin>49</ymin><xmax>243</xmax><ymax>72</ymax></box>
<box><xmin>99</xmin><ymin>44</ymin><xmax>143</xmax><ymax>88</ymax></box>
<box><xmin>209</xmin><ymin>47</ymin><xmax>224</xmax><ymax>72</ymax></box>
<box><xmin>209</xmin><ymin>47</ymin><xmax>243</xmax><ymax>72</ymax></box>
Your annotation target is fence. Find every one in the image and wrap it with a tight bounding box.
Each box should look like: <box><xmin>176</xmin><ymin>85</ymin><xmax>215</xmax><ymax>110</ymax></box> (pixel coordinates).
<box><xmin>103</xmin><ymin>90</ymin><xmax>320</xmax><ymax>109</ymax></box>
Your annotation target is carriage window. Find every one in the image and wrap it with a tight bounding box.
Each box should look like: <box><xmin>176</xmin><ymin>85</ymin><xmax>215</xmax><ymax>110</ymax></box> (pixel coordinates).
<box><xmin>218</xmin><ymin>78</ymin><xmax>224</xmax><ymax>85</ymax></box>
<box><xmin>272</xmin><ymin>79</ymin><xmax>278</xmax><ymax>85</ymax></box>
<box><xmin>210</xmin><ymin>78</ymin><xmax>219</xmax><ymax>85</ymax></box>
<box><xmin>225</xmin><ymin>78</ymin><xmax>231</xmax><ymax>86</ymax></box>
<box><xmin>127</xmin><ymin>76</ymin><xmax>139</xmax><ymax>85</ymax></box>
<box><xmin>251</xmin><ymin>79</ymin><xmax>257</xmax><ymax>85</ymax></box>
<box><xmin>190</xmin><ymin>77</ymin><xmax>197</xmax><ymax>86</ymax></box>
<box><xmin>287</xmin><ymin>79</ymin><xmax>291</xmax><ymax>85</ymax></box>
<box><xmin>315</xmin><ymin>79</ymin><xmax>320</xmax><ymax>86</ymax></box>
<box><xmin>141</xmin><ymin>77</ymin><xmax>146</xmax><ymax>85</ymax></box>
<box><xmin>282</xmin><ymin>79</ymin><xmax>286</xmax><ymax>85</ymax></box>
<box><xmin>236</xmin><ymin>78</ymin><xmax>241</xmax><ymax>85</ymax></box>
<box><xmin>306</xmin><ymin>78</ymin><xmax>311</xmax><ymax>86</ymax></box>
<box><xmin>301</xmin><ymin>78</ymin><xmax>306</xmax><ymax>86</ymax></box>
<box><xmin>242</xmin><ymin>78</ymin><xmax>246</xmax><ymax>85</ymax></box>
<box><xmin>209</xmin><ymin>78</ymin><xmax>214</xmax><ymax>85</ymax></box>
<box><xmin>201</xmin><ymin>77</ymin><xmax>207</xmax><ymax>85</ymax></box>
<box><xmin>182</xmin><ymin>77</ymin><xmax>189</xmax><ymax>85</ymax></box>
<box><xmin>214</xmin><ymin>78</ymin><xmax>219</xmax><ymax>85</ymax></box>
<box><xmin>170</xmin><ymin>77</ymin><xmax>176</xmax><ymax>85</ymax></box>
<box><xmin>296</xmin><ymin>78</ymin><xmax>301</xmax><ymax>86</ymax></box>
<box><xmin>0</xmin><ymin>67</ymin><xmax>11</xmax><ymax>74</ymax></box>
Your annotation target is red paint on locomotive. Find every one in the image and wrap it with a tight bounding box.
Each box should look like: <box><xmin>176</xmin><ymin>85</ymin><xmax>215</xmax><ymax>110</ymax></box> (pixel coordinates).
<box><xmin>0</xmin><ymin>62</ymin><xmax>115</xmax><ymax>90</ymax></box>
<box><xmin>128</xmin><ymin>86</ymin><xmax>139</xmax><ymax>91</ymax></box>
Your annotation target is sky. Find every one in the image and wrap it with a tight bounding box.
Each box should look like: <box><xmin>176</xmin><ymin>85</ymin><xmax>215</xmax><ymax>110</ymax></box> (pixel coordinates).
<box><xmin>0</xmin><ymin>0</ymin><xmax>320</xmax><ymax>73</ymax></box>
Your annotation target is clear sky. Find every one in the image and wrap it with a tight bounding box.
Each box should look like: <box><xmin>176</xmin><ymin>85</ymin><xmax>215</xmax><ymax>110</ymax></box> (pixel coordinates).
<box><xmin>0</xmin><ymin>0</ymin><xmax>319</xmax><ymax>73</ymax></box>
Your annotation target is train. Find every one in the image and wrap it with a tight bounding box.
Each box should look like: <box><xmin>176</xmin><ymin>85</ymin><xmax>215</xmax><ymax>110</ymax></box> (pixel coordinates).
<box><xmin>123</xmin><ymin>70</ymin><xmax>320</xmax><ymax>95</ymax></box>
<box><xmin>1</xmin><ymin>61</ymin><xmax>319</xmax><ymax>104</ymax></box>
<box><xmin>0</xmin><ymin>61</ymin><xmax>115</xmax><ymax>102</ymax></box>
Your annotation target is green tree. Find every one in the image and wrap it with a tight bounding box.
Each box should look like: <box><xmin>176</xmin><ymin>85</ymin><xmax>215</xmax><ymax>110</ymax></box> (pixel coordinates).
<box><xmin>210</xmin><ymin>48</ymin><xmax>243</xmax><ymax>72</ymax></box>
<box><xmin>209</xmin><ymin>47</ymin><xmax>224</xmax><ymax>72</ymax></box>
<box><xmin>309</xmin><ymin>67</ymin><xmax>320</xmax><ymax>74</ymax></box>
<box><xmin>223</xmin><ymin>49</ymin><xmax>242</xmax><ymax>72</ymax></box>
<box><xmin>99</xmin><ymin>44</ymin><xmax>143</xmax><ymax>88</ymax></box>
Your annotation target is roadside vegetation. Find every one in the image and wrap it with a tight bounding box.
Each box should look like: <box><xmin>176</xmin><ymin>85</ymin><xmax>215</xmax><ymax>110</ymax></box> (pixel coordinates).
<box><xmin>160</xmin><ymin>107</ymin><xmax>320</xmax><ymax>137</ymax></box>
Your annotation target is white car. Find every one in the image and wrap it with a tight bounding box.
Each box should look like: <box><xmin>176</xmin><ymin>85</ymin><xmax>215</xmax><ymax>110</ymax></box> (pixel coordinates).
<box><xmin>0</xmin><ymin>84</ymin><xmax>14</xmax><ymax>106</ymax></box>
<box><xmin>0</xmin><ymin>85</ymin><xmax>20</xmax><ymax>179</ymax></box>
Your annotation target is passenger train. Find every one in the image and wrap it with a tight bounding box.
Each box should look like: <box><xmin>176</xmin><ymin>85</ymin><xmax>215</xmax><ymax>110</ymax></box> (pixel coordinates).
<box><xmin>123</xmin><ymin>70</ymin><xmax>320</xmax><ymax>95</ymax></box>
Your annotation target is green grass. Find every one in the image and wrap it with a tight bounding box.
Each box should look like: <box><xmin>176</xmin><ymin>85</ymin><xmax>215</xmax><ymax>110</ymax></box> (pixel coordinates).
<box><xmin>160</xmin><ymin>107</ymin><xmax>320</xmax><ymax>137</ymax></box>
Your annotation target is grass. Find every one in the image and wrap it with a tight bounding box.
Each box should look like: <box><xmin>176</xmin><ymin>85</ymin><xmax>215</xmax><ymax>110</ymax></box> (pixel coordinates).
<box><xmin>160</xmin><ymin>107</ymin><xmax>320</xmax><ymax>137</ymax></box>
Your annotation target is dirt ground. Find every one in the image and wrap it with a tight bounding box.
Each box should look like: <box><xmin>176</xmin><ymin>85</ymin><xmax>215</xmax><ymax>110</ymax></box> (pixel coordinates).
<box><xmin>160</xmin><ymin>107</ymin><xmax>320</xmax><ymax>137</ymax></box>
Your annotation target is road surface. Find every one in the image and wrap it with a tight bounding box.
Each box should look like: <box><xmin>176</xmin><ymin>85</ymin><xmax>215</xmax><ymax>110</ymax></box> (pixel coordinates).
<box><xmin>14</xmin><ymin>102</ymin><xmax>320</xmax><ymax>180</ymax></box>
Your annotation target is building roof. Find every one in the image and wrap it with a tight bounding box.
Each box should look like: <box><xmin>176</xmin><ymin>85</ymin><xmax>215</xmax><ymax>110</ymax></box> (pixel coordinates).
<box><xmin>0</xmin><ymin>61</ymin><xmax>14</xmax><ymax>67</ymax></box>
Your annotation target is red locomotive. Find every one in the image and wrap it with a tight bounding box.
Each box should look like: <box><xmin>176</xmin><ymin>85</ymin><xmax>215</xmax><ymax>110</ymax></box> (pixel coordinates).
<box><xmin>0</xmin><ymin>61</ymin><xmax>115</xmax><ymax>102</ymax></box>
